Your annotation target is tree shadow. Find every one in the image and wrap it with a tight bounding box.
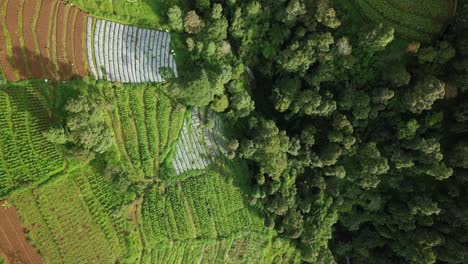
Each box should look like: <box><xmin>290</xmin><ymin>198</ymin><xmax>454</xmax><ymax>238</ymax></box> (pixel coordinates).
<box><xmin>6</xmin><ymin>46</ymin><xmax>82</xmax><ymax>82</ymax></box>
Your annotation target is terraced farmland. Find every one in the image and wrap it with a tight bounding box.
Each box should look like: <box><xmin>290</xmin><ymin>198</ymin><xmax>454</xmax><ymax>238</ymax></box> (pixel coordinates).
<box><xmin>0</xmin><ymin>0</ymin><xmax>89</xmax><ymax>81</ymax></box>
<box><xmin>103</xmin><ymin>86</ymin><xmax>185</xmax><ymax>179</ymax></box>
<box><xmin>141</xmin><ymin>165</ymin><xmax>301</xmax><ymax>263</ymax></box>
<box><xmin>87</xmin><ymin>18</ymin><xmax>178</xmax><ymax>83</ymax></box>
<box><xmin>357</xmin><ymin>0</ymin><xmax>456</xmax><ymax>42</ymax></box>
<box><xmin>172</xmin><ymin>108</ymin><xmax>229</xmax><ymax>175</ymax></box>
<box><xmin>142</xmin><ymin>232</ymin><xmax>301</xmax><ymax>264</ymax></box>
<box><xmin>0</xmin><ymin>87</ymin><xmax>63</xmax><ymax>196</ymax></box>
<box><xmin>10</xmin><ymin>166</ymin><xmax>131</xmax><ymax>264</ymax></box>
<box><xmin>142</xmin><ymin>170</ymin><xmax>264</xmax><ymax>242</ymax></box>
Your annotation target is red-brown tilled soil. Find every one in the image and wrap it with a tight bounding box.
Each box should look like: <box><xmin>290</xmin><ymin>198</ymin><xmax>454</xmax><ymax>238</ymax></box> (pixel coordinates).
<box><xmin>74</xmin><ymin>11</ymin><xmax>87</xmax><ymax>77</ymax></box>
<box><xmin>35</xmin><ymin>0</ymin><xmax>55</xmax><ymax>80</ymax></box>
<box><xmin>5</xmin><ymin>0</ymin><xmax>29</xmax><ymax>79</ymax></box>
<box><xmin>22</xmin><ymin>0</ymin><xmax>44</xmax><ymax>78</ymax></box>
<box><xmin>0</xmin><ymin>0</ymin><xmax>18</xmax><ymax>80</ymax></box>
<box><xmin>0</xmin><ymin>0</ymin><xmax>89</xmax><ymax>82</ymax></box>
<box><xmin>0</xmin><ymin>200</ymin><xmax>44</xmax><ymax>264</ymax></box>
<box><xmin>55</xmin><ymin>2</ymin><xmax>70</xmax><ymax>77</ymax></box>
<box><xmin>66</xmin><ymin>6</ymin><xmax>79</xmax><ymax>77</ymax></box>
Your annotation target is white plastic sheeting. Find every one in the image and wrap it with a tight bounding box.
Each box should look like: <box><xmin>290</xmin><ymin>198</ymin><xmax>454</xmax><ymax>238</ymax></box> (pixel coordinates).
<box><xmin>86</xmin><ymin>18</ymin><xmax>178</xmax><ymax>83</ymax></box>
<box><xmin>172</xmin><ymin>109</ymin><xmax>229</xmax><ymax>175</ymax></box>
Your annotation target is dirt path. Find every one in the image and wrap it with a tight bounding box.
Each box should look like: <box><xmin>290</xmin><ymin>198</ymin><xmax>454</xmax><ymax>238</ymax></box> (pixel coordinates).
<box><xmin>0</xmin><ymin>200</ymin><xmax>44</xmax><ymax>264</ymax></box>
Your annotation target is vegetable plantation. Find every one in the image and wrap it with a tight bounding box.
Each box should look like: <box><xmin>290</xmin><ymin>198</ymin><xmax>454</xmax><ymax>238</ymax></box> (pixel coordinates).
<box><xmin>172</xmin><ymin>108</ymin><xmax>229</xmax><ymax>175</ymax></box>
<box><xmin>142</xmin><ymin>170</ymin><xmax>264</xmax><ymax>242</ymax></box>
<box><xmin>102</xmin><ymin>86</ymin><xmax>185</xmax><ymax>179</ymax></box>
<box><xmin>87</xmin><ymin>18</ymin><xmax>178</xmax><ymax>83</ymax></box>
<box><xmin>357</xmin><ymin>0</ymin><xmax>456</xmax><ymax>42</ymax></box>
<box><xmin>10</xmin><ymin>165</ymin><xmax>132</xmax><ymax>264</ymax></box>
<box><xmin>141</xmin><ymin>164</ymin><xmax>301</xmax><ymax>263</ymax></box>
<box><xmin>0</xmin><ymin>87</ymin><xmax>63</xmax><ymax>196</ymax></box>
<box><xmin>141</xmin><ymin>232</ymin><xmax>301</xmax><ymax>264</ymax></box>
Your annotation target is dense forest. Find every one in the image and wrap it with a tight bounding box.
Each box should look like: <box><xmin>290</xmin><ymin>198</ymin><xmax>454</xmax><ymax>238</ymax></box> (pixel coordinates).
<box><xmin>163</xmin><ymin>0</ymin><xmax>468</xmax><ymax>262</ymax></box>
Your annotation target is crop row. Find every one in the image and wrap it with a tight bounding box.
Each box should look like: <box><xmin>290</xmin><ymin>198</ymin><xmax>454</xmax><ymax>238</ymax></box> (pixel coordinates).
<box><xmin>0</xmin><ymin>87</ymin><xmax>63</xmax><ymax>195</ymax></box>
<box><xmin>172</xmin><ymin>109</ymin><xmax>229</xmax><ymax>175</ymax></box>
<box><xmin>361</xmin><ymin>0</ymin><xmax>443</xmax><ymax>34</ymax></box>
<box><xmin>385</xmin><ymin>0</ymin><xmax>455</xmax><ymax>18</ymax></box>
<box><xmin>357</xmin><ymin>0</ymin><xmax>432</xmax><ymax>42</ymax></box>
<box><xmin>141</xmin><ymin>232</ymin><xmax>274</xmax><ymax>264</ymax></box>
<box><xmin>11</xmin><ymin>167</ymin><xmax>130</xmax><ymax>264</ymax></box>
<box><xmin>87</xmin><ymin>18</ymin><xmax>178</xmax><ymax>83</ymax></box>
<box><xmin>142</xmin><ymin>171</ymin><xmax>264</xmax><ymax>244</ymax></box>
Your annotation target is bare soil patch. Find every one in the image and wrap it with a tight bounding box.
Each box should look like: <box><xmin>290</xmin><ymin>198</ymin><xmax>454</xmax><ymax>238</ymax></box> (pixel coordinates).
<box><xmin>0</xmin><ymin>200</ymin><xmax>44</xmax><ymax>264</ymax></box>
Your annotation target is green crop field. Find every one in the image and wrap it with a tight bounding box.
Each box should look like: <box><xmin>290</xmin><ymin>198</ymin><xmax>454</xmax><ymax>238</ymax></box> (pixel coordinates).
<box><xmin>0</xmin><ymin>87</ymin><xmax>63</xmax><ymax>196</ymax></box>
<box><xmin>102</xmin><ymin>86</ymin><xmax>186</xmax><ymax>180</ymax></box>
<box><xmin>357</xmin><ymin>0</ymin><xmax>456</xmax><ymax>42</ymax></box>
<box><xmin>141</xmin><ymin>160</ymin><xmax>301</xmax><ymax>263</ymax></box>
<box><xmin>10</xmin><ymin>165</ymin><xmax>133</xmax><ymax>264</ymax></box>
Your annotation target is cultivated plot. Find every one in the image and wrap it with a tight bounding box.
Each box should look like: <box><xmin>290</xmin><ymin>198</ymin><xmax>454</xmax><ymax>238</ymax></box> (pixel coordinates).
<box><xmin>0</xmin><ymin>200</ymin><xmax>44</xmax><ymax>264</ymax></box>
<box><xmin>0</xmin><ymin>0</ymin><xmax>89</xmax><ymax>81</ymax></box>
<box><xmin>10</xmin><ymin>166</ymin><xmax>130</xmax><ymax>264</ymax></box>
<box><xmin>103</xmin><ymin>86</ymin><xmax>185</xmax><ymax>179</ymax></box>
<box><xmin>172</xmin><ymin>109</ymin><xmax>229</xmax><ymax>175</ymax></box>
<box><xmin>0</xmin><ymin>87</ymin><xmax>63</xmax><ymax>196</ymax></box>
<box><xmin>87</xmin><ymin>18</ymin><xmax>178</xmax><ymax>83</ymax></box>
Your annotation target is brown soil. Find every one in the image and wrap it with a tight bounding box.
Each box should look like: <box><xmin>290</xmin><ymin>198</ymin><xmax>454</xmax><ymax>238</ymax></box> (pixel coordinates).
<box><xmin>0</xmin><ymin>0</ymin><xmax>89</xmax><ymax>81</ymax></box>
<box><xmin>0</xmin><ymin>200</ymin><xmax>44</xmax><ymax>264</ymax></box>
<box><xmin>0</xmin><ymin>0</ymin><xmax>18</xmax><ymax>80</ymax></box>
<box><xmin>66</xmin><ymin>6</ymin><xmax>79</xmax><ymax>77</ymax></box>
<box><xmin>47</xmin><ymin>0</ymin><xmax>60</xmax><ymax>79</ymax></box>
<box><xmin>74</xmin><ymin>11</ymin><xmax>87</xmax><ymax>77</ymax></box>
<box><xmin>35</xmin><ymin>0</ymin><xmax>55</xmax><ymax>79</ymax></box>
<box><xmin>55</xmin><ymin>2</ymin><xmax>68</xmax><ymax>78</ymax></box>
<box><xmin>22</xmin><ymin>0</ymin><xmax>43</xmax><ymax>78</ymax></box>
<box><xmin>5</xmin><ymin>0</ymin><xmax>29</xmax><ymax>79</ymax></box>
